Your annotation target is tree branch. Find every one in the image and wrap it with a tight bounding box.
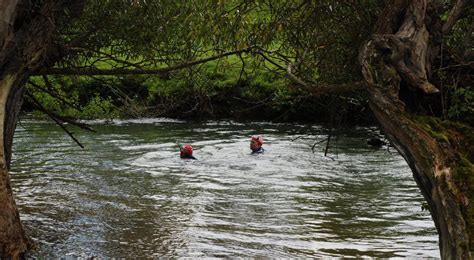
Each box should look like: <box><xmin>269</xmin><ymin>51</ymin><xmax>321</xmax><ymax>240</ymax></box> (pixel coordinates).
<box><xmin>26</xmin><ymin>92</ymin><xmax>94</xmax><ymax>149</ymax></box>
<box><xmin>442</xmin><ymin>0</ymin><xmax>469</xmax><ymax>35</ymax></box>
<box><xmin>28</xmin><ymin>80</ymin><xmax>81</xmax><ymax>111</ymax></box>
<box><xmin>255</xmin><ymin>51</ymin><xmax>287</xmax><ymax>71</ymax></box>
<box><xmin>69</xmin><ymin>47</ymin><xmax>146</xmax><ymax>69</ymax></box>
<box><xmin>33</xmin><ymin>46</ymin><xmax>255</xmax><ymax>76</ymax></box>
<box><xmin>25</xmin><ymin>92</ymin><xmax>95</xmax><ymax>132</ymax></box>
<box><xmin>256</xmin><ymin>49</ymin><xmax>364</xmax><ymax>96</ymax></box>
<box><xmin>287</xmin><ymin>62</ymin><xmax>365</xmax><ymax>95</ymax></box>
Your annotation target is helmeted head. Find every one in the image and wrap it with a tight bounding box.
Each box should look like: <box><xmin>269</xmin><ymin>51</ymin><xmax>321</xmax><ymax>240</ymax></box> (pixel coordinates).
<box><xmin>250</xmin><ymin>135</ymin><xmax>263</xmax><ymax>151</ymax></box>
<box><xmin>180</xmin><ymin>144</ymin><xmax>193</xmax><ymax>157</ymax></box>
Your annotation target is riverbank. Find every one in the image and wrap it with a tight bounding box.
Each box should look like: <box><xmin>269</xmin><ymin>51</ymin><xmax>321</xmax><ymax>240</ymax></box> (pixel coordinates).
<box><xmin>24</xmin><ymin>74</ymin><xmax>374</xmax><ymax>125</ymax></box>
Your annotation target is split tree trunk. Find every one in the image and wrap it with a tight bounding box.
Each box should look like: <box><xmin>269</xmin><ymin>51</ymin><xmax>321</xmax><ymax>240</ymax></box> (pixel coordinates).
<box><xmin>360</xmin><ymin>0</ymin><xmax>473</xmax><ymax>259</ymax></box>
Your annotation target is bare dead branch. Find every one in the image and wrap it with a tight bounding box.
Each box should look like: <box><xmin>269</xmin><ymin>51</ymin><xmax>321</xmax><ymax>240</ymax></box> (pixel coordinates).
<box><xmin>287</xmin><ymin>63</ymin><xmax>311</xmax><ymax>88</ymax></box>
<box><xmin>28</xmin><ymin>80</ymin><xmax>81</xmax><ymax>111</ymax></box>
<box><xmin>324</xmin><ymin>129</ymin><xmax>332</xmax><ymax>157</ymax></box>
<box><xmin>238</xmin><ymin>53</ymin><xmax>246</xmax><ymax>82</ymax></box>
<box><xmin>26</xmin><ymin>92</ymin><xmax>93</xmax><ymax>149</ymax></box>
<box><xmin>311</xmin><ymin>138</ymin><xmax>328</xmax><ymax>153</ymax></box>
<box><xmin>25</xmin><ymin>92</ymin><xmax>95</xmax><ymax>132</ymax></box>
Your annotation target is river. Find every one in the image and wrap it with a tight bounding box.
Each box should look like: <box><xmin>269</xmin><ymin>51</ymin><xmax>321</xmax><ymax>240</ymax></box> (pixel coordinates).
<box><xmin>11</xmin><ymin>118</ymin><xmax>439</xmax><ymax>258</ymax></box>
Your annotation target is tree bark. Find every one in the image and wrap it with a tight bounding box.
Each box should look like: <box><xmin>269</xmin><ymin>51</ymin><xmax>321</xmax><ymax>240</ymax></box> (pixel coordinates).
<box><xmin>0</xmin><ymin>71</ymin><xmax>28</xmax><ymax>258</ymax></box>
<box><xmin>360</xmin><ymin>0</ymin><xmax>473</xmax><ymax>259</ymax></box>
<box><xmin>0</xmin><ymin>0</ymin><xmax>78</xmax><ymax>257</ymax></box>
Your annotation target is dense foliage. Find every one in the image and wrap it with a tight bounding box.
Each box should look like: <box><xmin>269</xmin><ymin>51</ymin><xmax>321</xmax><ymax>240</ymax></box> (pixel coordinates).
<box><xmin>26</xmin><ymin>1</ymin><xmax>472</xmax><ymax>125</ymax></box>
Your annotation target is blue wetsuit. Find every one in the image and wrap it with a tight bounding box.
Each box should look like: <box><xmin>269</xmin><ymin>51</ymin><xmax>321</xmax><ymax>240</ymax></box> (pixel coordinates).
<box><xmin>181</xmin><ymin>155</ymin><xmax>197</xmax><ymax>160</ymax></box>
<box><xmin>251</xmin><ymin>147</ymin><xmax>264</xmax><ymax>154</ymax></box>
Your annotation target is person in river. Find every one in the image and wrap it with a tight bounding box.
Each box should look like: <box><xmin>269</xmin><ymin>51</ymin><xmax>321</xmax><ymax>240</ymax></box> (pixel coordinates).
<box><xmin>180</xmin><ymin>144</ymin><xmax>197</xmax><ymax>160</ymax></box>
<box><xmin>250</xmin><ymin>135</ymin><xmax>264</xmax><ymax>154</ymax></box>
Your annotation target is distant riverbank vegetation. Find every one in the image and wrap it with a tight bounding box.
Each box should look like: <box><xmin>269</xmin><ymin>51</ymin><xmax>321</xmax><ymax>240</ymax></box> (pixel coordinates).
<box><xmin>25</xmin><ymin>55</ymin><xmax>371</xmax><ymax>123</ymax></box>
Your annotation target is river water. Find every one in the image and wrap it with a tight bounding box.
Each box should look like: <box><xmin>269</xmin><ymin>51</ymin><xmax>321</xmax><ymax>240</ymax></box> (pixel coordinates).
<box><xmin>11</xmin><ymin>118</ymin><xmax>439</xmax><ymax>258</ymax></box>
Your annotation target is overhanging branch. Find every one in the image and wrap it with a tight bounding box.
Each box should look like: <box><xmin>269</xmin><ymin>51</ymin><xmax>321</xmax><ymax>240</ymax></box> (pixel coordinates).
<box><xmin>33</xmin><ymin>46</ymin><xmax>255</xmax><ymax>76</ymax></box>
<box><xmin>287</xmin><ymin>62</ymin><xmax>364</xmax><ymax>95</ymax></box>
<box><xmin>26</xmin><ymin>92</ymin><xmax>95</xmax><ymax>149</ymax></box>
<box><xmin>257</xmin><ymin>51</ymin><xmax>364</xmax><ymax>96</ymax></box>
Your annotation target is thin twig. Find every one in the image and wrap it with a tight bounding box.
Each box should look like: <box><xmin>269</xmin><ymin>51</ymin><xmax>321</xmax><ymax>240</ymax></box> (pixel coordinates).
<box><xmin>437</xmin><ymin>61</ymin><xmax>474</xmax><ymax>71</ymax></box>
<box><xmin>324</xmin><ymin>128</ymin><xmax>332</xmax><ymax>157</ymax></box>
<box><xmin>28</xmin><ymin>80</ymin><xmax>81</xmax><ymax>111</ymax></box>
<box><xmin>238</xmin><ymin>53</ymin><xmax>246</xmax><ymax>82</ymax></box>
<box><xmin>311</xmin><ymin>138</ymin><xmax>328</xmax><ymax>153</ymax></box>
<box><xmin>26</xmin><ymin>93</ymin><xmax>88</xmax><ymax>148</ymax></box>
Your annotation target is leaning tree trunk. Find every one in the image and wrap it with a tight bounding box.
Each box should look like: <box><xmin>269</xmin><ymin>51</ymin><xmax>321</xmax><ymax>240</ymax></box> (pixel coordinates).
<box><xmin>0</xmin><ymin>0</ymin><xmax>74</xmax><ymax>257</ymax></box>
<box><xmin>360</xmin><ymin>0</ymin><xmax>473</xmax><ymax>259</ymax></box>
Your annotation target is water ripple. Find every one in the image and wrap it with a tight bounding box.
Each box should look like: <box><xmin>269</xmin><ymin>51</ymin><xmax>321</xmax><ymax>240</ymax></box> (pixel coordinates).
<box><xmin>11</xmin><ymin>119</ymin><xmax>439</xmax><ymax>258</ymax></box>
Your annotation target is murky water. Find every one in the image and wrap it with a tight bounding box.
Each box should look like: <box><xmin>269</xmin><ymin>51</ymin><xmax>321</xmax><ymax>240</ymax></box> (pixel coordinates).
<box><xmin>11</xmin><ymin>118</ymin><xmax>439</xmax><ymax>258</ymax></box>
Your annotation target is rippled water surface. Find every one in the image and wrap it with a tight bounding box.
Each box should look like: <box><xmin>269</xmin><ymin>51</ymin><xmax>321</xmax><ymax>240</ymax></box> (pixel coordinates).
<box><xmin>11</xmin><ymin>118</ymin><xmax>439</xmax><ymax>258</ymax></box>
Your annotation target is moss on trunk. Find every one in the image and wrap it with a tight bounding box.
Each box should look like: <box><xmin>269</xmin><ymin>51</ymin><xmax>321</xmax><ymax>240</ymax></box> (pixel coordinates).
<box><xmin>360</xmin><ymin>1</ymin><xmax>473</xmax><ymax>257</ymax></box>
<box><xmin>418</xmin><ymin>118</ymin><xmax>474</xmax><ymax>252</ymax></box>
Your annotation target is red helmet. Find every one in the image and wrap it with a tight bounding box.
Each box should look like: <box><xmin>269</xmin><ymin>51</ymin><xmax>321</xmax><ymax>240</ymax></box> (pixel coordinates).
<box><xmin>180</xmin><ymin>144</ymin><xmax>193</xmax><ymax>157</ymax></box>
<box><xmin>251</xmin><ymin>135</ymin><xmax>263</xmax><ymax>146</ymax></box>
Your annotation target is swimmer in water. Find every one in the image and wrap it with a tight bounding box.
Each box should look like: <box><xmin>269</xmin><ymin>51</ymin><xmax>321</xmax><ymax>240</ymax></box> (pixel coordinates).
<box><xmin>180</xmin><ymin>144</ymin><xmax>197</xmax><ymax>160</ymax></box>
<box><xmin>250</xmin><ymin>135</ymin><xmax>264</xmax><ymax>154</ymax></box>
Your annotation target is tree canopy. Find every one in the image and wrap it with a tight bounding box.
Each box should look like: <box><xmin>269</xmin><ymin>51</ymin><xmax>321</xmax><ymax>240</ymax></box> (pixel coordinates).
<box><xmin>30</xmin><ymin>0</ymin><xmax>472</xmax><ymax>125</ymax></box>
<box><xmin>42</xmin><ymin>1</ymin><xmax>383</xmax><ymax>86</ymax></box>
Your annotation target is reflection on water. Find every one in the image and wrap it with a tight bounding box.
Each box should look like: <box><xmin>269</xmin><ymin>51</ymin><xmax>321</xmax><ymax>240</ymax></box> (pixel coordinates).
<box><xmin>11</xmin><ymin>118</ymin><xmax>439</xmax><ymax>258</ymax></box>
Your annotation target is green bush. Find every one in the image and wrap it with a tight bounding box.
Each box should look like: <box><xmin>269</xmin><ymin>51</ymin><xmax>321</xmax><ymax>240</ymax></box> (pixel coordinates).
<box><xmin>448</xmin><ymin>86</ymin><xmax>474</xmax><ymax>124</ymax></box>
<box><xmin>28</xmin><ymin>77</ymin><xmax>120</xmax><ymax>120</ymax></box>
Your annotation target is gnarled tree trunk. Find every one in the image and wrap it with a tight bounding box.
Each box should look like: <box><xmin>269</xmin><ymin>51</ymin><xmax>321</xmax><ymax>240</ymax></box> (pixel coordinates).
<box><xmin>0</xmin><ymin>0</ymin><xmax>72</xmax><ymax>257</ymax></box>
<box><xmin>360</xmin><ymin>0</ymin><xmax>473</xmax><ymax>259</ymax></box>
<box><xmin>0</xmin><ymin>70</ymin><xmax>28</xmax><ymax>259</ymax></box>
